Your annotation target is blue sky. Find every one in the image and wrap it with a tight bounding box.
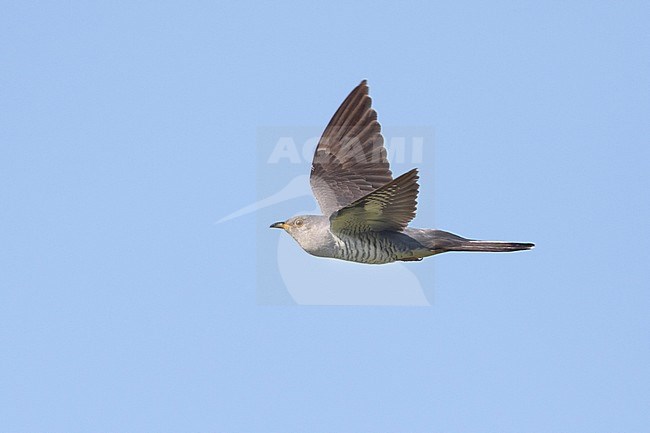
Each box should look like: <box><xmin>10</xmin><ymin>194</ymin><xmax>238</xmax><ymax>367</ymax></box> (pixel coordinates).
<box><xmin>1</xmin><ymin>1</ymin><xmax>649</xmax><ymax>432</ymax></box>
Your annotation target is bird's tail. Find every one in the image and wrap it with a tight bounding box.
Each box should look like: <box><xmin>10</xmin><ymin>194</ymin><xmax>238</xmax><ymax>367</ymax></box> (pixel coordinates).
<box><xmin>445</xmin><ymin>240</ymin><xmax>535</xmax><ymax>253</ymax></box>
<box><xmin>403</xmin><ymin>228</ymin><xmax>534</xmax><ymax>255</ymax></box>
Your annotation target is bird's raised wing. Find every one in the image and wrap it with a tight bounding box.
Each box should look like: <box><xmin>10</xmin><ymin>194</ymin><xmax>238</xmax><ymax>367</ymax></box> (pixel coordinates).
<box><xmin>310</xmin><ymin>80</ymin><xmax>393</xmax><ymax>217</ymax></box>
<box><xmin>329</xmin><ymin>169</ymin><xmax>419</xmax><ymax>234</ymax></box>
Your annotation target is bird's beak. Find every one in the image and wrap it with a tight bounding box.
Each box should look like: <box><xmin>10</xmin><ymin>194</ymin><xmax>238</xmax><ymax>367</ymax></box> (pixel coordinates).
<box><xmin>270</xmin><ymin>221</ymin><xmax>288</xmax><ymax>230</ymax></box>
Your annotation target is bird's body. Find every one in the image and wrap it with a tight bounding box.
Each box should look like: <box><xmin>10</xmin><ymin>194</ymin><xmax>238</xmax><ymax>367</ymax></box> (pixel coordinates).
<box><xmin>280</xmin><ymin>215</ymin><xmax>427</xmax><ymax>264</ymax></box>
<box><xmin>332</xmin><ymin>230</ymin><xmax>427</xmax><ymax>264</ymax></box>
<box><xmin>271</xmin><ymin>81</ymin><xmax>534</xmax><ymax>264</ymax></box>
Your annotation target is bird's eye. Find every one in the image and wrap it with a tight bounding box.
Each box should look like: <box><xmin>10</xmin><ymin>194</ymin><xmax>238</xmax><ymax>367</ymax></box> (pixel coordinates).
<box><xmin>294</xmin><ymin>219</ymin><xmax>304</xmax><ymax>227</ymax></box>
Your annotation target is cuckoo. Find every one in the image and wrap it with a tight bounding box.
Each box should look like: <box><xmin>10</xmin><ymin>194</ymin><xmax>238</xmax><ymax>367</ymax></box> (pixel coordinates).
<box><xmin>270</xmin><ymin>81</ymin><xmax>534</xmax><ymax>264</ymax></box>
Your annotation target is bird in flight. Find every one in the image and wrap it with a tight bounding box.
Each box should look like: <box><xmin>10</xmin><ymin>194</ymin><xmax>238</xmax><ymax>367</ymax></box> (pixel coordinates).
<box><xmin>270</xmin><ymin>80</ymin><xmax>534</xmax><ymax>264</ymax></box>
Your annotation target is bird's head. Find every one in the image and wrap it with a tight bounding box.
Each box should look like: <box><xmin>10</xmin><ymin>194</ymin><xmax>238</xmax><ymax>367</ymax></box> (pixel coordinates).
<box><xmin>270</xmin><ymin>215</ymin><xmax>320</xmax><ymax>235</ymax></box>
<box><xmin>270</xmin><ymin>215</ymin><xmax>329</xmax><ymax>252</ymax></box>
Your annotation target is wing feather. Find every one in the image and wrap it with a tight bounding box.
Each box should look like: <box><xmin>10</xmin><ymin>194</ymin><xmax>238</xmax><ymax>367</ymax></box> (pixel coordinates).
<box><xmin>329</xmin><ymin>169</ymin><xmax>419</xmax><ymax>233</ymax></box>
<box><xmin>310</xmin><ymin>81</ymin><xmax>393</xmax><ymax>216</ymax></box>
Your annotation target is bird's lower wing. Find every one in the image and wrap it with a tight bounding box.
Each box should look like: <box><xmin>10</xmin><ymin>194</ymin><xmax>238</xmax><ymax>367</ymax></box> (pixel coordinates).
<box><xmin>329</xmin><ymin>168</ymin><xmax>419</xmax><ymax>234</ymax></box>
